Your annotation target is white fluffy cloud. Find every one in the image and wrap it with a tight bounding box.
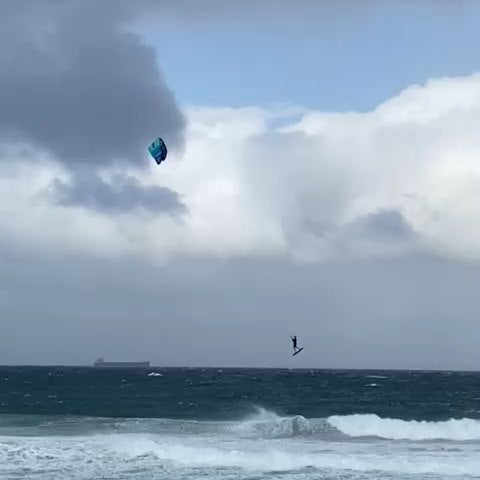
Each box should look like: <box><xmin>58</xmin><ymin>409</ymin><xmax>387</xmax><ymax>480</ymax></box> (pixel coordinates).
<box><xmin>3</xmin><ymin>74</ymin><xmax>480</xmax><ymax>262</ymax></box>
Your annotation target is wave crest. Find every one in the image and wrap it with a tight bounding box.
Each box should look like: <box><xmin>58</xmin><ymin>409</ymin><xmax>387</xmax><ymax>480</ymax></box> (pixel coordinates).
<box><xmin>233</xmin><ymin>407</ymin><xmax>332</xmax><ymax>438</ymax></box>
<box><xmin>328</xmin><ymin>414</ymin><xmax>480</xmax><ymax>441</ymax></box>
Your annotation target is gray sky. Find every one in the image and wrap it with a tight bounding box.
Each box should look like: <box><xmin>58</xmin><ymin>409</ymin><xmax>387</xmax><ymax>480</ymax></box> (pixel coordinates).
<box><xmin>1</xmin><ymin>252</ymin><xmax>480</xmax><ymax>370</ymax></box>
<box><xmin>1</xmin><ymin>1</ymin><xmax>480</xmax><ymax>370</ymax></box>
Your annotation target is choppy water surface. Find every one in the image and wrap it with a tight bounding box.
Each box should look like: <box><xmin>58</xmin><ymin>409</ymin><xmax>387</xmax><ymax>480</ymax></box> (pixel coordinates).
<box><xmin>1</xmin><ymin>367</ymin><xmax>479</xmax><ymax>479</ymax></box>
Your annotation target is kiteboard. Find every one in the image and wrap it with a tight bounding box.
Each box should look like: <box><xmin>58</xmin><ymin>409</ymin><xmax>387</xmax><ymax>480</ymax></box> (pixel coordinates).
<box><xmin>293</xmin><ymin>347</ymin><xmax>304</xmax><ymax>356</ymax></box>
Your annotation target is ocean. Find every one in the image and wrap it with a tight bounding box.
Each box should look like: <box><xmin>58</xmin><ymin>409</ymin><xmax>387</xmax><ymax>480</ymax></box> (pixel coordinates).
<box><xmin>1</xmin><ymin>367</ymin><xmax>479</xmax><ymax>479</ymax></box>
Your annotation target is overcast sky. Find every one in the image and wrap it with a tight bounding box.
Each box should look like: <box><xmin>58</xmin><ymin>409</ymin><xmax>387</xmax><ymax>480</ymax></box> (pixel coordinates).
<box><xmin>1</xmin><ymin>1</ymin><xmax>480</xmax><ymax>369</ymax></box>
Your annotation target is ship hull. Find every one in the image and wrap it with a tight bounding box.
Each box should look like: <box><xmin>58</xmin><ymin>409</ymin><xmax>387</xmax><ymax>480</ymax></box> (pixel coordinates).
<box><xmin>94</xmin><ymin>360</ymin><xmax>150</xmax><ymax>368</ymax></box>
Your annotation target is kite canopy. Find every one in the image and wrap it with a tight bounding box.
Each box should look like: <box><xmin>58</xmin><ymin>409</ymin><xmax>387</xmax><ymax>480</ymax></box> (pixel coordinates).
<box><xmin>148</xmin><ymin>137</ymin><xmax>167</xmax><ymax>165</ymax></box>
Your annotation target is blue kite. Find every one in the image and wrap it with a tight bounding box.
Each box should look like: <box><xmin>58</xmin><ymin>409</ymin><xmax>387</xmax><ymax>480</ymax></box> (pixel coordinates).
<box><xmin>148</xmin><ymin>137</ymin><xmax>168</xmax><ymax>165</ymax></box>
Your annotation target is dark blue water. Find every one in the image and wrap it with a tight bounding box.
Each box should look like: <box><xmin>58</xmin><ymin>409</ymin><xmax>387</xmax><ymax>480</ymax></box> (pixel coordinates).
<box><xmin>2</xmin><ymin>367</ymin><xmax>480</xmax><ymax>479</ymax></box>
<box><xmin>1</xmin><ymin>366</ymin><xmax>479</xmax><ymax>421</ymax></box>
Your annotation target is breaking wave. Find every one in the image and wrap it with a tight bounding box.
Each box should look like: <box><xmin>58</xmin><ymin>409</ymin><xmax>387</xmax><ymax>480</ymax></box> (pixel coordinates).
<box><xmin>2</xmin><ymin>409</ymin><xmax>480</xmax><ymax>442</ymax></box>
<box><xmin>233</xmin><ymin>408</ymin><xmax>480</xmax><ymax>442</ymax></box>
<box><xmin>328</xmin><ymin>414</ymin><xmax>480</xmax><ymax>441</ymax></box>
<box><xmin>2</xmin><ymin>410</ymin><xmax>480</xmax><ymax>479</ymax></box>
<box><xmin>231</xmin><ymin>407</ymin><xmax>332</xmax><ymax>438</ymax></box>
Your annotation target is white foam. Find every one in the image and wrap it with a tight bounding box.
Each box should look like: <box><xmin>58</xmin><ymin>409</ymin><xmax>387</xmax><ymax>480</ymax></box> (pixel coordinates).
<box><xmin>2</xmin><ymin>417</ymin><xmax>480</xmax><ymax>479</ymax></box>
<box><xmin>328</xmin><ymin>413</ymin><xmax>480</xmax><ymax>441</ymax></box>
<box><xmin>110</xmin><ymin>434</ymin><xmax>480</xmax><ymax>476</ymax></box>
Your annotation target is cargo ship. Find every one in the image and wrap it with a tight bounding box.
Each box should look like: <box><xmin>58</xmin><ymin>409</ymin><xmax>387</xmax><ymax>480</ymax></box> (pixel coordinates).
<box><xmin>94</xmin><ymin>358</ymin><xmax>150</xmax><ymax>368</ymax></box>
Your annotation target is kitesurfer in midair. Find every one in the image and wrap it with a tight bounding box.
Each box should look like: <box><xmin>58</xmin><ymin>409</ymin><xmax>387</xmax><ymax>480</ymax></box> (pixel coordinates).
<box><xmin>291</xmin><ymin>335</ymin><xmax>299</xmax><ymax>353</ymax></box>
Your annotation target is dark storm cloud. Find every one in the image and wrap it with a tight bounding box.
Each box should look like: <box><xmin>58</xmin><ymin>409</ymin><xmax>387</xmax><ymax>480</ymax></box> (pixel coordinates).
<box><xmin>0</xmin><ymin>1</ymin><xmax>184</xmax><ymax>166</ymax></box>
<box><xmin>49</xmin><ymin>173</ymin><xmax>186</xmax><ymax>215</ymax></box>
<box><xmin>0</xmin><ymin>1</ymin><xmax>185</xmax><ymax>213</ymax></box>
